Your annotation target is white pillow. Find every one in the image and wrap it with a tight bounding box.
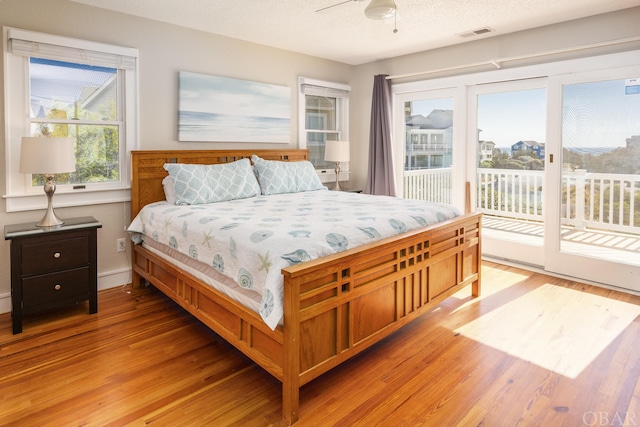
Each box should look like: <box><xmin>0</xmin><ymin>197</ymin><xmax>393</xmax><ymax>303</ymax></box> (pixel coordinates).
<box><xmin>251</xmin><ymin>155</ymin><xmax>327</xmax><ymax>195</ymax></box>
<box><xmin>162</xmin><ymin>175</ymin><xmax>177</xmax><ymax>205</ymax></box>
<box><xmin>163</xmin><ymin>159</ymin><xmax>261</xmax><ymax>205</ymax></box>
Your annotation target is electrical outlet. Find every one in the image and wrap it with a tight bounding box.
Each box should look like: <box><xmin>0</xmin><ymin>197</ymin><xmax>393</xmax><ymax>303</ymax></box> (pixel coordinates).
<box><xmin>117</xmin><ymin>238</ymin><xmax>126</xmax><ymax>252</ymax></box>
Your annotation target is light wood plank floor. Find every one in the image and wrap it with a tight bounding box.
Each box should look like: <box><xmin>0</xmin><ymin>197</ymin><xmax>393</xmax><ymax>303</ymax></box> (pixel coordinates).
<box><xmin>2</xmin><ymin>261</ymin><xmax>640</xmax><ymax>426</ymax></box>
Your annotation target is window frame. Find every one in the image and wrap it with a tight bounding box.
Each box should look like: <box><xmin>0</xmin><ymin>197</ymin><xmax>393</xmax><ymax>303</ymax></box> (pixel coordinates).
<box><xmin>3</xmin><ymin>27</ymin><xmax>139</xmax><ymax>213</ymax></box>
<box><xmin>298</xmin><ymin>76</ymin><xmax>350</xmax><ymax>183</ymax></box>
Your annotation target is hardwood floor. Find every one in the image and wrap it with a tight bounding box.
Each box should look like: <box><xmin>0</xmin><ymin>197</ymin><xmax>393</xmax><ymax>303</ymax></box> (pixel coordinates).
<box><xmin>2</xmin><ymin>261</ymin><xmax>640</xmax><ymax>426</ymax></box>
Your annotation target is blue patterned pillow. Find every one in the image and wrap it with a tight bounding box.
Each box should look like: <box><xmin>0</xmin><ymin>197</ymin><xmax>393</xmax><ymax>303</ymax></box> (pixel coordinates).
<box><xmin>163</xmin><ymin>159</ymin><xmax>260</xmax><ymax>205</ymax></box>
<box><xmin>251</xmin><ymin>155</ymin><xmax>327</xmax><ymax>195</ymax></box>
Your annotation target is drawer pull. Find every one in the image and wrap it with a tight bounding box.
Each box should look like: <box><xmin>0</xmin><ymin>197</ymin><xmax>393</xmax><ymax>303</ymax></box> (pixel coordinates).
<box><xmin>53</xmin><ymin>252</ymin><xmax>61</xmax><ymax>259</ymax></box>
<box><xmin>54</xmin><ymin>284</ymin><xmax>61</xmax><ymax>291</ymax></box>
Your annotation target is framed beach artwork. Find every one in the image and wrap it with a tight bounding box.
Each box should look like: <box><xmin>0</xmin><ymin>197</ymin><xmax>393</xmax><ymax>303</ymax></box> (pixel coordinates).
<box><xmin>178</xmin><ymin>71</ymin><xmax>291</xmax><ymax>143</ymax></box>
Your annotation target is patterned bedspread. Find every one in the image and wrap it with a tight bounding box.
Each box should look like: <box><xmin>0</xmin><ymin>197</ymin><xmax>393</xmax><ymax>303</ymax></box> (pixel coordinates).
<box><xmin>128</xmin><ymin>190</ymin><xmax>460</xmax><ymax>330</ymax></box>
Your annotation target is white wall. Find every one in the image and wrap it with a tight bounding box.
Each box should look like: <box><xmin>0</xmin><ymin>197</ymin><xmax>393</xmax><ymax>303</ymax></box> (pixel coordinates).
<box><xmin>0</xmin><ymin>0</ymin><xmax>638</xmax><ymax>314</ymax></box>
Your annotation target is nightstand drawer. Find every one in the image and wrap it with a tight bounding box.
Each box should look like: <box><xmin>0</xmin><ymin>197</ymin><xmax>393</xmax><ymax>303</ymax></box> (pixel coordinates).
<box><xmin>21</xmin><ymin>236</ymin><xmax>89</xmax><ymax>276</ymax></box>
<box><xmin>22</xmin><ymin>267</ymin><xmax>90</xmax><ymax>308</ymax></box>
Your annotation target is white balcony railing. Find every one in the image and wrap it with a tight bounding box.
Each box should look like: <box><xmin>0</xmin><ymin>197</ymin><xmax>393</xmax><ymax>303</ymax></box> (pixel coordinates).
<box><xmin>403</xmin><ymin>168</ymin><xmax>640</xmax><ymax>234</ymax></box>
<box><xmin>476</xmin><ymin>168</ymin><xmax>544</xmax><ymax>221</ymax></box>
<box><xmin>562</xmin><ymin>170</ymin><xmax>640</xmax><ymax>234</ymax></box>
<box><xmin>403</xmin><ymin>168</ymin><xmax>452</xmax><ymax>204</ymax></box>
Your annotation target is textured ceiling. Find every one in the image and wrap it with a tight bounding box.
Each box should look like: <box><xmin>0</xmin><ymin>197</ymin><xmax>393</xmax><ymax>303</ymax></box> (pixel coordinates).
<box><xmin>69</xmin><ymin>0</ymin><xmax>639</xmax><ymax>65</ymax></box>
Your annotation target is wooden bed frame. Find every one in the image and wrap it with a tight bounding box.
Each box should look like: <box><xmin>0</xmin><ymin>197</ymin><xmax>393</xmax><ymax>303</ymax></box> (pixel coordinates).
<box><xmin>130</xmin><ymin>149</ymin><xmax>482</xmax><ymax>424</ymax></box>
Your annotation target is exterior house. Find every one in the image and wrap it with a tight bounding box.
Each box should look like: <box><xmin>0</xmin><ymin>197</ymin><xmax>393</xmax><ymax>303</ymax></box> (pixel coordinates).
<box><xmin>80</xmin><ymin>74</ymin><xmax>117</xmax><ymax>118</ymax></box>
<box><xmin>479</xmin><ymin>140</ymin><xmax>496</xmax><ymax>163</ymax></box>
<box><xmin>511</xmin><ymin>140</ymin><xmax>545</xmax><ymax>159</ymax></box>
<box><xmin>405</xmin><ymin>109</ymin><xmax>453</xmax><ymax>170</ymax></box>
<box><xmin>627</xmin><ymin>135</ymin><xmax>640</xmax><ymax>149</ymax></box>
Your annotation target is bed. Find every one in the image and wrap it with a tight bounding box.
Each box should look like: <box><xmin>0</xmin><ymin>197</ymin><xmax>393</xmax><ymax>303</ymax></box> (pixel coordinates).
<box><xmin>129</xmin><ymin>149</ymin><xmax>482</xmax><ymax>424</ymax></box>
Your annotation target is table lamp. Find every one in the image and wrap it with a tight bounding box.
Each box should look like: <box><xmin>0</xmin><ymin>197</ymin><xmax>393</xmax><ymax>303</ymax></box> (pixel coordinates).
<box><xmin>324</xmin><ymin>140</ymin><xmax>350</xmax><ymax>191</ymax></box>
<box><xmin>20</xmin><ymin>137</ymin><xmax>76</xmax><ymax>227</ymax></box>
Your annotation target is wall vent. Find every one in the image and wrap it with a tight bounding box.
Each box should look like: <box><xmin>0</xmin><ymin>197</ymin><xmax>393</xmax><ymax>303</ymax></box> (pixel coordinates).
<box><xmin>458</xmin><ymin>27</ymin><xmax>495</xmax><ymax>38</ymax></box>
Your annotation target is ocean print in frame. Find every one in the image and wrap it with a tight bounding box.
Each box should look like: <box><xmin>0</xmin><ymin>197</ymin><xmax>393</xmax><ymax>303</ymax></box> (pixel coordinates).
<box><xmin>178</xmin><ymin>71</ymin><xmax>291</xmax><ymax>143</ymax></box>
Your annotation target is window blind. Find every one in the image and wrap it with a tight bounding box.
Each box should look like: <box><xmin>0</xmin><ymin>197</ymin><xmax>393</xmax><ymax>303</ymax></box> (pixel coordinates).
<box><xmin>301</xmin><ymin>84</ymin><xmax>350</xmax><ymax>98</ymax></box>
<box><xmin>8</xmin><ymin>28</ymin><xmax>137</xmax><ymax>70</ymax></box>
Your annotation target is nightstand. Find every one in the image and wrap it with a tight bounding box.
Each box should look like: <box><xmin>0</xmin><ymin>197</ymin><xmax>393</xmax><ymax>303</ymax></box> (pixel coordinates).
<box><xmin>4</xmin><ymin>216</ymin><xmax>102</xmax><ymax>334</ymax></box>
<box><xmin>338</xmin><ymin>182</ymin><xmax>362</xmax><ymax>193</ymax></box>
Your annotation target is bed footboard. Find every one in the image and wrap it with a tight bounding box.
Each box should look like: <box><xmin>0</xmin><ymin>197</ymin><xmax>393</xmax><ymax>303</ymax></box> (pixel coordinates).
<box><xmin>280</xmin><ymin>211</ymin><xmax>481</xmax><ymax>423</ymax></box>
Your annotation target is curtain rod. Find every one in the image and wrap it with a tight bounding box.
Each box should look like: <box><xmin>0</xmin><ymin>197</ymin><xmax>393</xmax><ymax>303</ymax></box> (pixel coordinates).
<box><xmin>386</xmin><ymin>36</ymin><xmax>640</xmax><ymax>80</ymax></box>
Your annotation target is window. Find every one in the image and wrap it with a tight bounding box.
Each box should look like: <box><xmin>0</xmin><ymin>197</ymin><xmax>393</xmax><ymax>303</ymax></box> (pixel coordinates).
<box><xmin>3</xmin><ymin>27</ymin><xmax>138</xmax><ymax>212</ymax></box>
<box><xmin>298</xmin><ymin>77</ymin><xmax>350</xmax><ymax>182</ymax></box>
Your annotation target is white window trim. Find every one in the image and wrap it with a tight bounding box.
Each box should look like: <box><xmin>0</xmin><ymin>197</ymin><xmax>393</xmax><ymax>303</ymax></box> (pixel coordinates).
<box><xmin>298</xmin><ymin>76</ymin><xmax>351</xmax><ymax>183</ymax></box>
<box><xmin>3</xmin><ymin>27</ymin><xmax>139</xmax><ymax>212</ymax></box>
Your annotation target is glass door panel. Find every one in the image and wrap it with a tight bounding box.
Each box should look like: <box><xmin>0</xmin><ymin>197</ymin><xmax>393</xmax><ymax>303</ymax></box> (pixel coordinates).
<box><xmin>472</xmin><ymin>81</ymin><xmax>547</xmax><ymax>266</ymax></box>
<box><xmin>402</xmin><ymin>97</ymin><xmax>454</xmax><ymax>204</ymax></box>
<box><xmin>545</xmin><ymin>74</ymin><xmax>640</xmax><ymax>290</ymax></box>
<box><xmin>561</xmin><ymin>78</ymin><xmax>640</xmax><ymax>265</ymax></box>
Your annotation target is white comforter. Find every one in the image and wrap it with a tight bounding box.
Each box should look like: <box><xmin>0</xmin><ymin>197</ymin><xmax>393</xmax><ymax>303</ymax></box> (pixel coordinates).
<box><xmin>128</xmin><ymin>190</ymin><xmax>460</xmax><ymax>329</ymax></box>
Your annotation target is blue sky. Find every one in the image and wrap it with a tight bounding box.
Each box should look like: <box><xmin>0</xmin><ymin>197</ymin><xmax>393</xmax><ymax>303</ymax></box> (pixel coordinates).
<box><xmin>562</xmin><ymin>79</ymin><xmax>640</xmax><ymax>149</ymax></box>
<box><xmin>410</xmin><ymin>92</ymin><xmax>546</xmax><ymax>149</ymax></box>
<box><xmin>477</xmin><ymin>89</ymin><xmax>546</xmax><ymax>149</ymax></box>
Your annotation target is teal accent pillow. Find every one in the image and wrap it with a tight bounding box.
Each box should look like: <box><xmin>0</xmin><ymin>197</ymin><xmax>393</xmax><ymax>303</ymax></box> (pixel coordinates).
<box><xmin>251</xmin><ymin>155</ymin><xmax>327</xmax><ymax>195</ymax></box>
<box><xmin>163</xmin><ymin>159</ymin><xmax>260</xmax><ymax>205</ymax></box>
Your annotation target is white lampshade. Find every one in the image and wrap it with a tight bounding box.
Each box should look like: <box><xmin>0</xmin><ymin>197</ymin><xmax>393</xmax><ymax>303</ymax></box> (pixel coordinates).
<box><xmin>20</xmin><ymin>137</ymin><xmax>76</xmax><ymax>227</ymax></box>
<box><xmin>365</xmin><ymin>0</ymin><xmax>396</xmax><ymax>20</ymax></box>
<box><xmin>20</xmin><ymin>137</ymin><xmax>76</xmax><ymax>174</ymax></box>
<box><xmin>325</xmin><ymin>140</ymin><xmax>350</xmax><ymax>163</ymax></box>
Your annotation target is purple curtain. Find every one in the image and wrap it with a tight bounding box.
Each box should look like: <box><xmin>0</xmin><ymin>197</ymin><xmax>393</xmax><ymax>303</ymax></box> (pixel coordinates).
<box><xmin>364</xmin><ymin>74</ymin><xmax>396</xmax><ymax>196</ymax></box>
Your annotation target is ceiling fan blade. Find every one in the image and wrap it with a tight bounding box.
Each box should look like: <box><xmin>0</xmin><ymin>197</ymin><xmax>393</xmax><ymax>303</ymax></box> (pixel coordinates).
<box><xmin>315</xmin><ymin>0</ymin><xmax>356</xmax><ymax>13</ymax></box>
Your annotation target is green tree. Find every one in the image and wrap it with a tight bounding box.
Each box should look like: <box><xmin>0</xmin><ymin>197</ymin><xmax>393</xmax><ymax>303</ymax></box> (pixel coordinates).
<box><xmin>35</xmin><ymin>100</ymin><xmax>120</xmax><ymax>186</ymax></box>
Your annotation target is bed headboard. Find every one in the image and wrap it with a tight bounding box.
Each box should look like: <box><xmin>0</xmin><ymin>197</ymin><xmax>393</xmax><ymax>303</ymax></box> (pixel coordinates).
<box><xmin>130</xmin><ymin>149</ymin><xmax>309</xmax><ymax>218</ymax></box>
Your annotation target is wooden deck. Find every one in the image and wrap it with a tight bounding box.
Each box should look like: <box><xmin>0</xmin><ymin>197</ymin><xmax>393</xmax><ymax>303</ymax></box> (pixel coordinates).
<box><xmin>483</xmin><ymin>215</ymin><xmax>640</xmax><ymax>266</ymax></box>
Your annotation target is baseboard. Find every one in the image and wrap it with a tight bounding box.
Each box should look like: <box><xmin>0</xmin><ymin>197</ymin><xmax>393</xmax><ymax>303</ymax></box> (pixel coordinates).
<box><xmin>0</xmin><ymin>267</ymin><xmax>132</xmax><ymax>315</ymax></box>
<box><xmin>97</xmin><ymin>267</ymin><xmax>132</xmax><ymax>292</ymax></box>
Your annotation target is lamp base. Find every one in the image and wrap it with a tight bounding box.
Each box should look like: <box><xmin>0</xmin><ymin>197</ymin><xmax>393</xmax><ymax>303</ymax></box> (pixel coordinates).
<box><xmin>36</xmin><ymin>209</ymin><xmax>64</xmax><ymax>228</ymax></box>
<box><xmin>36</xmin><ymin>175</ymin><xmax>64</xmax><ymax>228</ymax></box>
<box><xmin>333</xmin><ymin>161</ymin><xmax>343</xmax><ymax>191</ymax></box>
